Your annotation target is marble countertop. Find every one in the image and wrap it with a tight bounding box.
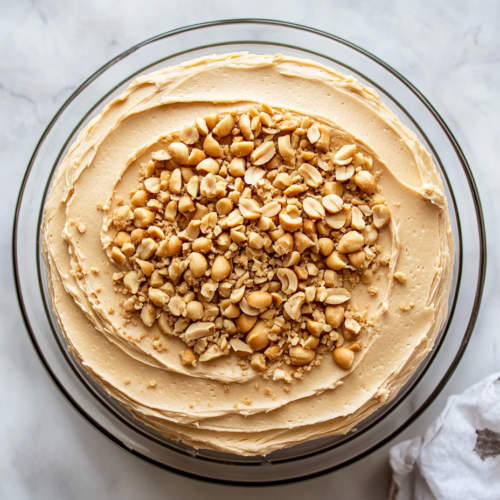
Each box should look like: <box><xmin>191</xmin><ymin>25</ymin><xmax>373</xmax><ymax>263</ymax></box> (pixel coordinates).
<box><xmin>2</xmin><ymin>1</ymin><xmax>499</xmax><ymax>498</ymax></box>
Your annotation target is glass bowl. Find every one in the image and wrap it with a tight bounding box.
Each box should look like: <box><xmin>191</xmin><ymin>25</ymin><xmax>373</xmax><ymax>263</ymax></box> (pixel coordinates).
<box><xmin>13</xmin><ymin>20</ymin><xmax>486</xmax><ymax>485</ymax></box>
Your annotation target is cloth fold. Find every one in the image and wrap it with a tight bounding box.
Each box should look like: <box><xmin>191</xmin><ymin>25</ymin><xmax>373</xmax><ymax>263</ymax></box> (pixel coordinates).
<box><xmin>390</xmin><ymin>372</ymin><xmax>500</xmax><ymax>500</ymax></box>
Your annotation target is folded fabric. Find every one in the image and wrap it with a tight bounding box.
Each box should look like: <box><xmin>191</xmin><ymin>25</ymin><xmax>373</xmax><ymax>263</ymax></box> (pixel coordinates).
<box><xmin>389</xmin><ymin>372</ymin><xmax>500</xmax><ymax>500</ymax></box>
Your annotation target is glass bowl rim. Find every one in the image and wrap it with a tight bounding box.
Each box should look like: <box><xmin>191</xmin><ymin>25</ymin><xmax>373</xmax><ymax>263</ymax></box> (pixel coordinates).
<box><xmin>12</xmin><ymin>18</ymin><xmax>487</xmax><ymax>485</ymax></box>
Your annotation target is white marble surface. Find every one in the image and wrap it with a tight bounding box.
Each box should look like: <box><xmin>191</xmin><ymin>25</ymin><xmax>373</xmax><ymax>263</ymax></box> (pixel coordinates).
<box><xmin>1</xmin><ymin>1</ymin><xmax>499</xmax><ymax>498</ymax></box>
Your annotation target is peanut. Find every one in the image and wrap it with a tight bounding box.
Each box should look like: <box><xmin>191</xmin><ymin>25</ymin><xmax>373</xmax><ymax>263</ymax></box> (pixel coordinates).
<box><xmin>133</xmin><ymin>208</ymin><xmax>155</xmax><ymax>228</ymax></box>
<box><xmin>178</xmin><ymin>195</ymin><xmax>195</xmax><ymax>213</ymax></box>
<box><xmin>289</xmin><ymin>346</ymin><xmax>316</xmax><ymax>366</ymax></box>
<box><xmin>372</xmin><ymin>204</ymin><xmax>391</xmax><ymax>229</ymax></box>
<box><xmin>130</xmin><ymin>190</ymin><xmax>149</xmax><ymax>207</ymax></box>
<box><xmin>179</xmin><ymin>348</ymin><xmax>196</xmax><ymax>366</ymax></box>
<box><xmin>189</xmin><ymin>252</ymin><xmax>208</xmax><ymax>278</ymax></box>
<box><xmin>122</xmin><ymin>243</ymin><xmax>135</xmax><ymax>257</ymax></box>
<box><xmin>333</xmin><ymin>347</ymin><xmax>354</xmax><ymax>370</ymax></box>
<box><xmin>307</xmin><ymin>320</ymin><xmax>324</xmax><ymax>336</ymax></box>
<box><xmin>246</xmin><ymin>320</ymin><xmax>270</xmax><ymax>351</ymax></box>
<box><xmin>111</xmin><ymin>246</ymin><xmax>126</xmax><ymax>265</ymax></box>
<box><xmin>348</xmin><ymin>250</ymin><xmax>366</xmax><ymax>268</ymax></box>
<box><xmin>211</xmin><ymin>256</ymin><xmax>231</xmax><ymax>282</ymax></box>
<box><xmin>231</xmin><ymin>141</ymin><xmax>254</xmax><ymax>157</ymax></box>
<box><xmin>192</xmin><ymin>237</ymin><xmax>212</xmax><ymax>253</ymax></box>
<box><xmin>326</xmin><ymin>251</ymin><xmax>348</xmax><ymax>270</ymax></box>
<box><xmin>203</xmin><ymin>134</ymin><xmax>223</xmax><ymax>157</ymax></box>
<box><xmin>274</xmin><ymin>233</ymin><xmax>294</xmax><ymax>255</ymax></box>
<box><xmin>273</xmin><ymin>172</ymin><xmax>293</xmax><ymax>190</ymax></box>
<box><xmin>216</xmin><ymin>198</ymin><xmax>233</xmax><ymax>216</ymax></box>
<box><xmin>204</xmin><ymin>113</ymin><xmax>219</xmax><ymax>130</ymax></box>
<box><xmin>123</xmin><ymin>271</ymin><xmax>140</xmax><ymax>294</ymax></box>
<box><xmin>362</xmin><ymin>225</ymin><xmax>378</xmax><ymax>245</ymax></box>
<box><xmin>236</xmin><ymin>314</ymin><xmax>258</xmax><ymax>333</ymax></box>
<box><xmin>213</xmin><ymin>114</ymin><xmax>234</xmax><ymax>137</ymax></box>
<box><xmin>354</xmin><ymin>170</ymin><xmax>376</xmax><ymax>194</ymax></box>
<box><xmin>337</xmin><ymin>231</ymin><xmax>364</xmax><ymax>253</ymax></box>
<box><xmin>168</xmin><ymin>142</ymin><xmax>189</xmax><ymax>164</ymax></box>
<box><xmin>156</xmin><ymin>236</ymin><xmax>182</xmax><ymax>257</ymax></box>
<box><xmin>247</xmin><ymin>291</ymin><xmax>273</xmax><ymax>309</ymax></box>
<box><xmin>318</xmin><ymin>238</ymin><xmax>335</xmax><ymax>257</ymax></box>
<box><xmin>326</xmin><ymin>306</ymin><xmax>345</xmax><ymax>328</ymax></box>
<box><xmin>250</xmin><ymin>353</ymin><xmax>267</xmax><ymax>372</ymax></box>
<box><xmin>196</xmin><ymin>158</ymin><xmax>220</xmax><ymax>175</ymax></box>
<box><xmin>229</xmin><ymin>157</ymin><xmax>246</xmax><ymax>177</ymax></box>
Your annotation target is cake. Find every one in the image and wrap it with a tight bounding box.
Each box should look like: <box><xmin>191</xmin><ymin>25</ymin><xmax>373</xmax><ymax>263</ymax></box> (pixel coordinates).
<box><xmin>42</xmin><ymin>53</ymin><xmax>454</xmax><ymax>456</ymax></box>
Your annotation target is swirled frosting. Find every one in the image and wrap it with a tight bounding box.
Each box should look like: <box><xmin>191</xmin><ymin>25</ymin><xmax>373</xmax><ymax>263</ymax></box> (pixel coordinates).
<box><xmin>42</xmin><ymin>53</ymin><xmax>453</xmax><ymax>456</ymax></box>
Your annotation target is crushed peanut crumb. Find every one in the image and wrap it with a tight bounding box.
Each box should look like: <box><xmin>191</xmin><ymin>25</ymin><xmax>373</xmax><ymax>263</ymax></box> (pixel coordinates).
<box><xmin>399</xmin><ymin>302</ymin><xmax>415</xmax><ymax>312</ymax></box>
<box><xmin>394</xmin><ymin>271</ymin><xmax>407</xmax><ymax>283</ymax></box>
<box><xmin>76</xmin><ymin>220</ymin><xmax>87</xmax><ymax>234</ymax></box>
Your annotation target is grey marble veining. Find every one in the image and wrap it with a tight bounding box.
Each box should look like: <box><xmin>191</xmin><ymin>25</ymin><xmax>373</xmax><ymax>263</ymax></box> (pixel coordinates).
<box><xmin>1</xmin><ymin>1</ymin><xmax>499</xmax><ymax>498</ymax></box>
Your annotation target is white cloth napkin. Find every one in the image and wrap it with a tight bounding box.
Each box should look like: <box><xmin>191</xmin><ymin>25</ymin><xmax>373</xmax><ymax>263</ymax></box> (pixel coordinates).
<box><xmin>389</xmin><ymin>372</ymin><xmax>500</xmax><ymax>500</ymax></box>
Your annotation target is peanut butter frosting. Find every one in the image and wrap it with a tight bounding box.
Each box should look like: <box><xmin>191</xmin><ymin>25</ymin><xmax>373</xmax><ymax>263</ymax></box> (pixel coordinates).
<box><xmin>42</xmin><ymin>52</ymin><xmax>454</xmax><ymax>456</ymax></box>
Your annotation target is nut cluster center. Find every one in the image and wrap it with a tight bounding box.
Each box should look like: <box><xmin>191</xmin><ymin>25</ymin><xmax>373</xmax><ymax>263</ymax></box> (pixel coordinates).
<box><xmin>110</xmin><ymin>105</ymin><xmax>391</xmax><ymax>378</ymax></box>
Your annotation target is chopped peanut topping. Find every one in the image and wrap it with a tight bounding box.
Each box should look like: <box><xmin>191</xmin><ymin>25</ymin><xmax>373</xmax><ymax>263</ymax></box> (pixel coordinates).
<box><xmin>108</xmin><ymin>107</ymin><xmax>390</xmax><ymax>379</ymax></box>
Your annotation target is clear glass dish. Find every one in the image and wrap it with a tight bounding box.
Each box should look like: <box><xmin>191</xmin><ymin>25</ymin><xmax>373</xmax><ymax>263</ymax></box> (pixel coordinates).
<box><xmin>13</xmin><ymin>20</ymin><xmax>486</xmax><ymax>485</ymax></box>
